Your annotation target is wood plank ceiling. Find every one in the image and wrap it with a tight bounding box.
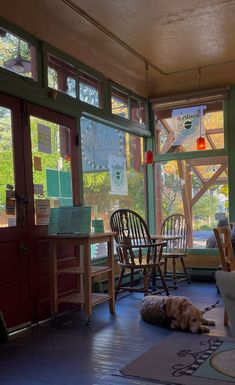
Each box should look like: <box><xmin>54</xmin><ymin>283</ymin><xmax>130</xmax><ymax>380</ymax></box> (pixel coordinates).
<box><xmin>1</xmin><ymin>0</ymin><xmax>235</xmax><ymax>98</ymax></box>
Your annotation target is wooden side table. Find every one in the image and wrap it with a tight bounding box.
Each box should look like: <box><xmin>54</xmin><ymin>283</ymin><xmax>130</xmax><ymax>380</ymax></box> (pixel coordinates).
<box><xmin>48</xmin><ymin>232</ymin><xmax>115</xmax><ymax>323</ymax></box>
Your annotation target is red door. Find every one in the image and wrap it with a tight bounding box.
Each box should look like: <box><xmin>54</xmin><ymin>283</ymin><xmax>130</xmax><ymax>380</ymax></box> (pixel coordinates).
<box><xmin>0</xmin><ymin>94</ymin><xmax>79</xmax><ymax>328</ymax></box>
<box><xmin>0</xmin><ymin>94</ymin><xmax>32</xmax><ymax>328</ymax></box>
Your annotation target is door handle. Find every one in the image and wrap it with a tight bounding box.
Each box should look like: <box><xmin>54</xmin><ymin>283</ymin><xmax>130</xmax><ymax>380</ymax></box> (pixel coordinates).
<box><xmin>19</xmin><ymin>243</ymin><xmax>28</xmax><ymax>254</ymax></box>
<box><xmin>16</xmin><ymin>194</ymin><xmax>30</xmax><ymax>204</ymax></box>
<box><xmin>17</xmin><ymin>204</ymin><xmax>26</xmax><ymax>221</ymax></box>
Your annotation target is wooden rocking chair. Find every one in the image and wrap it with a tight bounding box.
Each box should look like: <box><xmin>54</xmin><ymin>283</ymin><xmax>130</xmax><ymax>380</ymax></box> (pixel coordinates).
<box><xmin>110</xmin><ymin>209</ymin><xmax>169</xmax><ymax>296</ymax></box>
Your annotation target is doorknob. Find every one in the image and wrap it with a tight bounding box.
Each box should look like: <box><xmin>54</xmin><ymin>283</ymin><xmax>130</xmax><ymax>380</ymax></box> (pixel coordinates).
<box><xmin>19</xmin><ymin>243</ymin><xmax>28</xmax><ymax>253</ymax></box>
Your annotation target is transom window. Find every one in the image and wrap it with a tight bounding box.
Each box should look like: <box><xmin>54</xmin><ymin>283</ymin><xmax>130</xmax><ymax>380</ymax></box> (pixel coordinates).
<box><xmin>47</xmin><ymin>53</ymin><xmax>77</xmax><ymax>98</ymax></box>
<box><xmin>79</xmin><ymin>71</ymin><xmax>102</xmax><ymax>108</ymax></box>
<box><xmin>111</xmin><ymin>87</ymin><xmax>129</xmax><ymax>119</ymax></box>
<box><xmin>0</xmin><ymin>27</ymin><xmax>36</xmax><ymax>80</ymax></box>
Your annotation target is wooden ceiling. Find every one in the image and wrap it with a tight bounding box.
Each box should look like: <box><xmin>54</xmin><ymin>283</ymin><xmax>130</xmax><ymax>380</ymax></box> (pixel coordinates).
<box><xmin>2</xmin><ymin>0</ymin><xmax>235</xmax><ymax>98</ymax></box>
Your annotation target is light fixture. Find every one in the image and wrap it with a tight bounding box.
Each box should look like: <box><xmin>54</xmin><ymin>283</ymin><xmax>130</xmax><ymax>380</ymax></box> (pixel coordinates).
<box><xmin>196</xmin><ymin>136</ymin><xmax>206</xmax><ymax>150</ymax></box>
<box><xmin>196</xmin><ymin>68</ymin><xmax>206</xmax><ymax>150</ymax></box>
<box><xmin>4</xmin><ymin>39</ymin><xmax>31</xmax><ymax>74</ymax></box>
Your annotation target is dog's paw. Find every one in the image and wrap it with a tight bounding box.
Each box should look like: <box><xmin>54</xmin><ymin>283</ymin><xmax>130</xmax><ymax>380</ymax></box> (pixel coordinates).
<box><xmin>207</xmin><ymin>320</ymin><xmax>215</xmax><ymax>326</ymax></box>
<box><xmin>200</xmin><ymin>325</ymin><xmax>210</xmax><ymax>333</ymax></box>
<box><xmin>202</xmin><ymin>318</ymin><xmax>215</xmax><ymax>326</ymax></box>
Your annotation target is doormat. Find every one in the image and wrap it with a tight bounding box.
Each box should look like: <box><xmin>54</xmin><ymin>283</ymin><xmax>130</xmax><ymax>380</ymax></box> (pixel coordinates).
<box><xmin>120</xmin><ymin>332</ymin><xmax>235</xmax><ymax>385</ymax></box>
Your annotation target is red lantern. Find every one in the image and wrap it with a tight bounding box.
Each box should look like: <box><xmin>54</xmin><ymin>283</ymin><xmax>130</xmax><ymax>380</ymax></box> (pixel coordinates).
<box><xmin>196</xmin><ymin>136</ymin><xmax>206</xmax><ymax>150</ymax></box>
<box><xmin>145</xmin><ymin>150</ymin><xmax>154</xmax><ymax>164</ymax></box>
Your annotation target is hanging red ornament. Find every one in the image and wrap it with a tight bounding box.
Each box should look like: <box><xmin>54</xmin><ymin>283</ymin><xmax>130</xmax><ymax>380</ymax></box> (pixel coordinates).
<box><xmin>145</xmin><ymin>150</ymin><xmax>154</xmax><ymax>164</ymax></box>
<box><xmin>196</xmin><ymin>136</ymin><xmax>206</xmax><ymax>150</ymax></box>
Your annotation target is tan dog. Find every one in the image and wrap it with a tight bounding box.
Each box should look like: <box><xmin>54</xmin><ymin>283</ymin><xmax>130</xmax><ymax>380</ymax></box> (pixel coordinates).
<box><xmin>140</xmin><ymin>295</ymin><xmax>215</xmax><ymax>333</ymax></box>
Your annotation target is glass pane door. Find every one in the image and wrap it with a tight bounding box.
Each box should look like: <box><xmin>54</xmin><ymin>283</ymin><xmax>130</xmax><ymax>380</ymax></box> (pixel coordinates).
<box><xmin>30</xmin><ymin>116</ymin><xmax>73</xmax><ymax>226</ymax></box>
<box><xmin>0</xmin><ymin>106</ymin><xmax>16</xmax><ymax>227</ymax></box>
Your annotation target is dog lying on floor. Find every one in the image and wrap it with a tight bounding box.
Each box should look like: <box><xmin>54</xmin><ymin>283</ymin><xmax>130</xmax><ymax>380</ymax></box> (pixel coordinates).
<box><xmin>139</xmin><ymin>295</ymin><xmax>215</xmax><ymax>333</ymax></box>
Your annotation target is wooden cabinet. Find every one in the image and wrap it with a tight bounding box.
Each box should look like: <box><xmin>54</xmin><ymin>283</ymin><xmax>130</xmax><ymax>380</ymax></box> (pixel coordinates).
<box><xmin>48</xmin><ymin>232</ymin><xmax>115</xmax><ymax>322</ymax></box>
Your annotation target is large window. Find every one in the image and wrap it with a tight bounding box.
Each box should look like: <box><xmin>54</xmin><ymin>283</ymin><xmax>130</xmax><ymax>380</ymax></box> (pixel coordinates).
<box><xmin>81</xmin><ymin>117</ymin><xmax>145</xmax><ymax>257</ymax></box>
<box><xmin>155</xmin><ymin>157</ymin><xmax>228</xmax><ymax>248</ymax></box>
<box><xmin>154</xmin><ymin>97</ymin><xmax>228</xmax><ymax>249</ymax></box>
<box><xmin>30</xmin><ymin>116</ymin><xmax>72</xmax><ymax>225</ymax></box>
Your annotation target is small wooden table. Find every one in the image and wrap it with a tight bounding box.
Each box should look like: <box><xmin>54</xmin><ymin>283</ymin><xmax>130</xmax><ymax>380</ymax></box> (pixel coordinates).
<box><xmin>48</xmin><ymin>232</ymin><xmax>116</xmax><ymax>323</ymax></box>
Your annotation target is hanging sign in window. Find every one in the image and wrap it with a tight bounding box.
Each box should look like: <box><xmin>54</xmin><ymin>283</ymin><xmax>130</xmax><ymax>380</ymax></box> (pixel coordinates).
<box><xmin>172</xmin><ymin>106</ymin><xmax>206</xmax><ymax>146</ymax></box>
<box><xmin>37</xmin><ymin>123</ymin><xmax>52</xmax><ymax>154</ymax></box>
<box><xmin>6</xmin><ymin>189</ymin><xmax>15</xmax><ymax>215</ymax></box>
<box><xmin>81</xmin><ymin>118</ymin><xmax>125</xmax><ymax>172</ymax></box>
<box><xmin>108</xmin><ymin>155</ymin><xmax>128</xmax><ymax>196</ymax></box>
<box><xmin>35</xmin><ymin>199</ymin><xmax>50</xmax><ymax>225</ymax></box>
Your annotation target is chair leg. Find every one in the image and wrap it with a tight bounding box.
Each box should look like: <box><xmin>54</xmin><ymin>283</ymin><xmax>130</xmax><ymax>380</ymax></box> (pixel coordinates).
<box><xmin>116</xmin><ymin>267</ymin><xmax>125</xmax><ymax>297</ymax></box>
<box><xmin>157</xmin><ymin>266</ymin><xmax>169</xmax><ymax>295</ymax></box>
<box><xmin>143</xmin><ymin>268</ymin><xmax>148</xmax><ymax>296</ymax></box>
<box><xmin>224</xmin><ymin>309</ymin><xmax>229</xmax><ymax>325</ymax></box>
<box><xmin>172</xmin><ymin>258</ymin><xmax>177</xmax><ymax>289</ymax></box>
<box><xmin>164</xmin><ymin>258</ymin><xmax>167</xmax><ymax>277</ymax></box>
<box><xmin>180</xmin><ymin>257</ymin><xmax>191</xmax><ymax>283</ymax></box>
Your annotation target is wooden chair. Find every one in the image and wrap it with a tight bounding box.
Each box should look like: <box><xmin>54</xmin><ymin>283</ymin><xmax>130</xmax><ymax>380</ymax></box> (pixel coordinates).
<box><xmin>161</xmin><ymin>213</ymin><xmax>191</xmax><ymax>289</ymax></box>
<box><xmin>110</xmin><ymin>209</ymin><xmax>169</xmax><ymax>296</ymax></box>
<box><xmin>213</xmin><ymin>226</ymin><xmax>235</xmax><ymax>325</ymax></box>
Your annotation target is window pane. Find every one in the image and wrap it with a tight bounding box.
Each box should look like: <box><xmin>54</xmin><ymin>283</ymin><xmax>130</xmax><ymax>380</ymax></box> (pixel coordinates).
<box><xmin>0</xmin><ymin>106</ymin><xmax>16</xmax><ymax>227</ymax></box>
<box><xmin>79</xmin><ymin>72</ymin><xmax>102</xmax><ymax>107</ymax></box>
<box><xmin>155</xmin><ymin>101</ymin><xmax>224</xmax><ymax>154</ymax></box>
<box><xmin>0</xmin><ymin>27</ymin><xmax>36</xmax><ymax>80</ymax></box>
<box><xmin>30</xmin><ymin>116</ymin><xmax>73</xmax><ymax>226</ymax></box>
<box><xmin>155</xmin><ymin>156</ymin><xmax>228</xmax><ymax>248</ymax></box>
<box><xmin>47</xmin><ymin>53</ymin><xmax>77</xmax><ymax>98</ymax></box>
<box><xmin>111</xmin><ymin>88</ymin><xmax>129</xmax><ymax>118</ymax></box>
<box><xmin>131</xmin><ymin>97</ymin><xmax>146</xmax><ymax>126</ymax></box>
<box><xmin>81</xmin><ymin>117</ymin><xmax>145</xmax><ymax>258</ymax></box>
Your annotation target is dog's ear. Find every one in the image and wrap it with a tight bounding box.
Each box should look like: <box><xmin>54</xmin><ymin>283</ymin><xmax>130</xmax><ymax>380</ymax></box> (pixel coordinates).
<box><xmin>180</xmin><ymin>312</ymin><xmax>188</xmax><ymax>330</ymax></box>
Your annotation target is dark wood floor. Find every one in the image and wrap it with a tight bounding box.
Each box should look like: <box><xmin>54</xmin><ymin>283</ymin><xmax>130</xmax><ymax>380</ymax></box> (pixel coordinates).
<box><xmin>0</xmin><ymin>282</ymin><xmax>233</xmax><ymax>385</ymax></box>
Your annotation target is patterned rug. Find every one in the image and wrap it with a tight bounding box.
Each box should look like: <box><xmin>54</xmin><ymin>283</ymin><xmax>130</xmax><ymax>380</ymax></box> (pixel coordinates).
<box><xmin>120</xmin><ymin>332</ymin><xmax>235</xmax><ymax>384</ymax></box>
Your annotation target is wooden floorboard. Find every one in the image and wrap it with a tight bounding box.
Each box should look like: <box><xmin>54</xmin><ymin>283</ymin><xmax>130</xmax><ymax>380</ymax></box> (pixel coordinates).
<box><xmin>0</xmin><ymin>282</ymin><xmax>232</xmax><ymax>385</ymax></box>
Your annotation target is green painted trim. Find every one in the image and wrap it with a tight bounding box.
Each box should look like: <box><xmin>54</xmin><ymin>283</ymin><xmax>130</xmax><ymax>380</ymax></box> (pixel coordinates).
<box><xmin>154</xmin><ymin>148</ymin><xmax>226</xmax><ymax>162</ymax></box>
<box><xmin>81</xmin><ymin>110</ymin><xmax>150</xmax><ymax>136</ymax></box>
<box><xmin>228</xmin><ymin>87</ymin><xmax>235</xmax><ymax>221</ymax></box>
<box><xmin>145</xmin><ymin>115</ymin><xmax>156</xmax><ymax>233</ymax></box>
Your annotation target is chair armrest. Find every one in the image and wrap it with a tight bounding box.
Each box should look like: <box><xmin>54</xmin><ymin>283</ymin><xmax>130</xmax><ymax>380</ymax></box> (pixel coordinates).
<box><xmin>116</xmin><ymin>241</ymin><xmax>165</xmax><ymax>249</ymax></box>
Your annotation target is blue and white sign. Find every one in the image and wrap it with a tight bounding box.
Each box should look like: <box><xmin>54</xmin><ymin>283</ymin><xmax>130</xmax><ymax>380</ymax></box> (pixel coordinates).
<box><xmin>172</xmin><ymin>106</ymin><xmax>206</xmax><ymax>146</ymax></box>
<box><xmin>81</xmin><ymin>118</ymin><xmax>125</xmax><ymax>172</ymax></box>
<box><xmin>108</xmin><ymin>155</ymin><xmax>128</xmax><ymax>196</ymax></box>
